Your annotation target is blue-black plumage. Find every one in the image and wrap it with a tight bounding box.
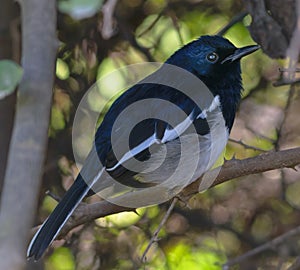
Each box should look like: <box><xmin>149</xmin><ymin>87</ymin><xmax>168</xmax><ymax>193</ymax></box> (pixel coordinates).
<box><xmin>27</xmin><ymin>35</ymin><xmax>259</xmax><ymax>260</ymax></box>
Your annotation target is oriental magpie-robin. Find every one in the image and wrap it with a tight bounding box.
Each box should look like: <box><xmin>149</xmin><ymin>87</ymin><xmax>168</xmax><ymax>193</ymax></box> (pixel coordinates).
<box><xmin>27</xmin><ymin>35</ymin><xmax>259</xmax><ymax>260</ymax></box>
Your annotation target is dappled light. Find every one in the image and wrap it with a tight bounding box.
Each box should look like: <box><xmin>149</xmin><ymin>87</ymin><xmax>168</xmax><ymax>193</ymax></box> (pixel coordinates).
<box><xmin>0</xmin><ymin>0</ymin><xmax>300</xmax><ymax>270</ymax></box>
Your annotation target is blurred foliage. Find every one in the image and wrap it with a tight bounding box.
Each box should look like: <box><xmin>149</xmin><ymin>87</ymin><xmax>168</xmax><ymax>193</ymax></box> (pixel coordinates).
<box><xmin>30</xmin><ymin>0</ymin><xmax>300</xmax><ymax>269</ymax></box>
<box><xmin>0</xmin><ymin>60</ymin><xmax>23</xmax><ymax>100</ymax></box>
<box><xmin>58</xmin><ymin>0</ymin><xmax>104</xmax><ymax>20</ymax></box>
<box><xmin>45</xmin><ymin>247</ymin><xmax>75</xmax><ymax>270</ymax></box>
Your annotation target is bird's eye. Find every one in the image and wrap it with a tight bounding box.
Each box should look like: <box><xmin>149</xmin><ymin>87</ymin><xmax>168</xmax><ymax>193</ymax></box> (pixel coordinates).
<box><xmin>206</xmin><ymin>52</ymin><xmax>219</xmax><ymax>63</ymax></box>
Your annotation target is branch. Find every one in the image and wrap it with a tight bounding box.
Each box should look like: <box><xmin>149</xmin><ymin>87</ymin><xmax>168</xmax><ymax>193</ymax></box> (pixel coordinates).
<box><xmin>54</xmin><ymin>147</ymin><xmax>300</xmax><ymax>238</ymax></box>
<box><xmin>228</xmin><ymin>138</ymin><xmax>267</xmax><ymax>152</ymax></box>
<box><xmin>222</xmin><ymin>2</ymin><xmax>300</xmax><ymax>268</ymax></box>
<box><xmin>141</xmin><ymin>198</ymin><xmax>178</xmax><ymax>262</ymax></box>
<box><xmin>168</xmin><ymin>10</ymin><xmax>184</xmax><ymax>45</ymax></box>
<box><xmin>0</xmin><ymin>0</ymin><xmax>57</xmax><ymax>269</ymax></box>
<box><xmin>287</xmin><ymin>256</ymin><xmax>300</xmax><ymax>270</ymax></box>
<box><xmin>101</xmin><ymin>0</ymin><xmax>118</xmax><ymax>40</ymax></box>
<box><xmin>217</xmin><ymin>11</ymin><xmax>248</xmax><ymax>36</ymax></box>
<box><xmin>137</xmin><ymin>12</ymin><xmax>164</xmax><ymax>38</ymax></box>
<box><xmin>243</xmin><ymin>0</ymin><xmax>289</xmax><ymax>58</ymax></box>
<box><xmin>274</xmin><ymin>0</ymin><xmax>300</xmax><ymax>87</ymax></box>
<box><xmin>273</xmin><ymin>78</ymin><xmax>300</xmax><ymax>86</ymax></box>
<box><xmin>284</xmin><ymin>0</ymin><xmax>300</xmax><ymax>81</ymax></box>
<box><xmin>117</xmin><ymin>18</ymin><xmax>156</xmax><ymax>62</ymax></box>
<box><xmin>222</xmin><ymin>224</ymin><xmax>300</xmax><ymax>269</ymax></box>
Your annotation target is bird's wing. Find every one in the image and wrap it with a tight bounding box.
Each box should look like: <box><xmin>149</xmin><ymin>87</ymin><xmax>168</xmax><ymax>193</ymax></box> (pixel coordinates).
<box><xmin>106</xmin><ymin>117</ymin><xmax>204</xmax><ymax>187</ymax></box>
<box><xmin>93</xmin><ymin>83</ymin><xmax>213</xmax><ymax>188</ymax></box>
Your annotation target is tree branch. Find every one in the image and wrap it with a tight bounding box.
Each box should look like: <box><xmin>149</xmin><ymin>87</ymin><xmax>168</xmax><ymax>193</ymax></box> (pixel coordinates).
<box><xmin>101</xmin><ymin>0</ymin><xmax>118</xmax><ymax>40</ymax></box>
<box><xmin>217</xmin><ymin>11</ymin><xmax>248</xmax><ymax>36</ymax></box>
<box><xmin>222</xmin><ymin>224</ymin><xmax>300</xmax><ymax>269</ymax></box>
<box><xmin>0</xmin><ymin>0</ymin><xmax>57</xmax><ymax>269</ymax></box>
<box><xmin>52</xmin><ymin>147</ymin><xmax>300</xmax><ymax>238</ymax></box>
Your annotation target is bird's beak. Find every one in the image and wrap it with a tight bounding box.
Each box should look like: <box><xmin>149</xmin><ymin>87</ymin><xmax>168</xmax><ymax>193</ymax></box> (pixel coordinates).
<box><xmin>221</xmin><ymin>45</ymin><xmax>260</xmax><ymax>64</ymax></box>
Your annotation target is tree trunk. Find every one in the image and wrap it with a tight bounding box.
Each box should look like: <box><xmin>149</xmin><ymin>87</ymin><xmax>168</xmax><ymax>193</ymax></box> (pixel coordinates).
<box><xmin>0</xmin><ymin>0</ymin><xmax>57</xmax><ymax>269</ymax></box>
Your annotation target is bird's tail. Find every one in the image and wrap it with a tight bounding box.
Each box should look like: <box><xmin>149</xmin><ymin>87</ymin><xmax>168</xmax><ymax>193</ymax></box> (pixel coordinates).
<box><xmin>27</xmin><ymin>174</ymin><xmax>90</xmax><ymax>260</ymax></box>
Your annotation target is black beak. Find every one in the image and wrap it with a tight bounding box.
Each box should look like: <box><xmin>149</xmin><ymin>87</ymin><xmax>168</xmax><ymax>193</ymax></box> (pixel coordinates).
<box><xmin>221</xmin><ymin>45</ymin><xmax>260</xmax><ymax>64</ymax></box>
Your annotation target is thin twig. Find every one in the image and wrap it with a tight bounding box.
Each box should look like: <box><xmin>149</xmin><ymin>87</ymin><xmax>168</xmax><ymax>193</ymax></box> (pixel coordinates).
<box><xmin>45</xmin><ymin>190</ymin><xmax>61</xmax><ymax>202</ymax></box>
<box><xmin>273</xmin><ymin>78</ymin><xmax>300</xmax><ymax>87</ymax></box>
<box><xmin>284</xmin><ymin>0</ymin><xmax>300</xmax><ymax>81</ymax></box>
<box><xmin>228</xmin><ymin>138</ymin><xmax>268</xmax><ymax>152</ymax></box>
<box><xmin>274</xmin><ymin>0</ymin><xmax>300</xmax><ymax>87</ymax></box>
<box><xmin>137</xmin><ymin>12</ymin><xmax>164</xmax><ymax>38</ymax></box>
<box><xmin>222</xmin><ymin>225</ymin><xmax>300</xmax><ymax>269</ymax></box>
<box><xmin>217</xmin><ymin>11</ymin><xmax>248</xmax><ymax>36</ymax></box>
<box><xmin>117</xmin><ymin>18</ymin><xmax>156</xmax><ymax>62</ymax></box>
<box><xmin>287</xmin><ymin>256</ymin><xmax>300</xmax><ymax>270</ymax></box>
<box><xmin>141</xmin><ymin>197</ymin><xmax>178</xmax><ymax>263</ymax></box>
<box><xmin>275</xmin><ymin>82</ymin><xmax>297</xmax><ymax>149</ymax></box>
<box><xmin>245</xmin><ymin>125</ymin><xmax>276</xmax><ymax>143</ymax></box>
<box><xmin>168</xmin><ymin>11</ymin><xmax>184</xmax><ymax>45</ymax></box>
<box><xmin>279</xmin><ymin>68</ymin><xmax>300</xmax><ymax>73</ymax></box>
<box><xmin>101</xmin><ymin>0</ymin><xmax>118</xmax><ymax>40</ymax></box>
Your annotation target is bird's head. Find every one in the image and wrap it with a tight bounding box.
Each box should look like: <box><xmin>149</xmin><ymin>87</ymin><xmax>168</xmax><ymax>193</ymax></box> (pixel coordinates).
<box><xmin>167</xmin><ymin>35</ymin><xmax>259</xmax><ymax>87</ymax></box>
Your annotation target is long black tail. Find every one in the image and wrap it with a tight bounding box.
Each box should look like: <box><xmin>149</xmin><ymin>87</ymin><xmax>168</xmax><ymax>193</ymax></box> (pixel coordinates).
<box><xmin>27</xmin><ymin>175</ymin><xmax>90</xmax><ymax>260</ymax></box>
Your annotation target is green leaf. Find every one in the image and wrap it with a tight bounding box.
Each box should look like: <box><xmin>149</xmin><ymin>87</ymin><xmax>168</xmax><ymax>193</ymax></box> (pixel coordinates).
<box><xmin>58</xmin><ymin>0</ymin><xmax>104</xmax><ymax>20</ymax></box>
<box><xmin>46</xmin><ymin>247</ymin><xmax>75</xmax><ymax>270</ymax></box>
<box><xmin>51</xmin><ymin>106</ymin><xmax>66</xmax><ymax>132</ymax></box>
<box><xmin>56</xmin><ymin>58</ymin><xmax>70</xmax><ymax>80</ymax></box>
<box><xmin>0</xmin><ymin>60</ymin><xmax>23</xmax><ymax>100</ymax></box>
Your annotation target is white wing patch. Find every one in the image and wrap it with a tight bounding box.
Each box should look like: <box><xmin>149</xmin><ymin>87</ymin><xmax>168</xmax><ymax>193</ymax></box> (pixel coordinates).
<box><xmin>197</xmin><ymin>95</ymin><xmax>220</xmax><ymax>119</ymax></box>
<box><xmin>106</xmin><ymin>110</ymin><xmax>195</xmax><ymax>172</ymax></box>
<box><xmin>161</xmin><ymin>110</ymin><xmax>195</xmax><ymax>143</ymax></box>
<box><xmin>106</xmin><ymin>96</ymin><xmax>221</xmax><ymax>173</ymax></box>
<box><xmin>106</xmin><ymin>133</ymin><xmax>159</xmax><ymax>172</ymax></box>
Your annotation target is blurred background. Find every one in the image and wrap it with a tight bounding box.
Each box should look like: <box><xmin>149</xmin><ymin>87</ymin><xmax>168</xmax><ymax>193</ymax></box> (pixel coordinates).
<box><xmin>1</xmin><ymin>0</ymin><xmax>300</xmax><ymax>269</ymax></box>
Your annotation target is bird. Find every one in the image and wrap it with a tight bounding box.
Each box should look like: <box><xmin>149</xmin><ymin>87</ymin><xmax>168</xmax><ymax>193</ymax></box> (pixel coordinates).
<box><xmin>27</xmin><ymin>35</ymin><xmax>259</xmax><ymax>260</ymax></box>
